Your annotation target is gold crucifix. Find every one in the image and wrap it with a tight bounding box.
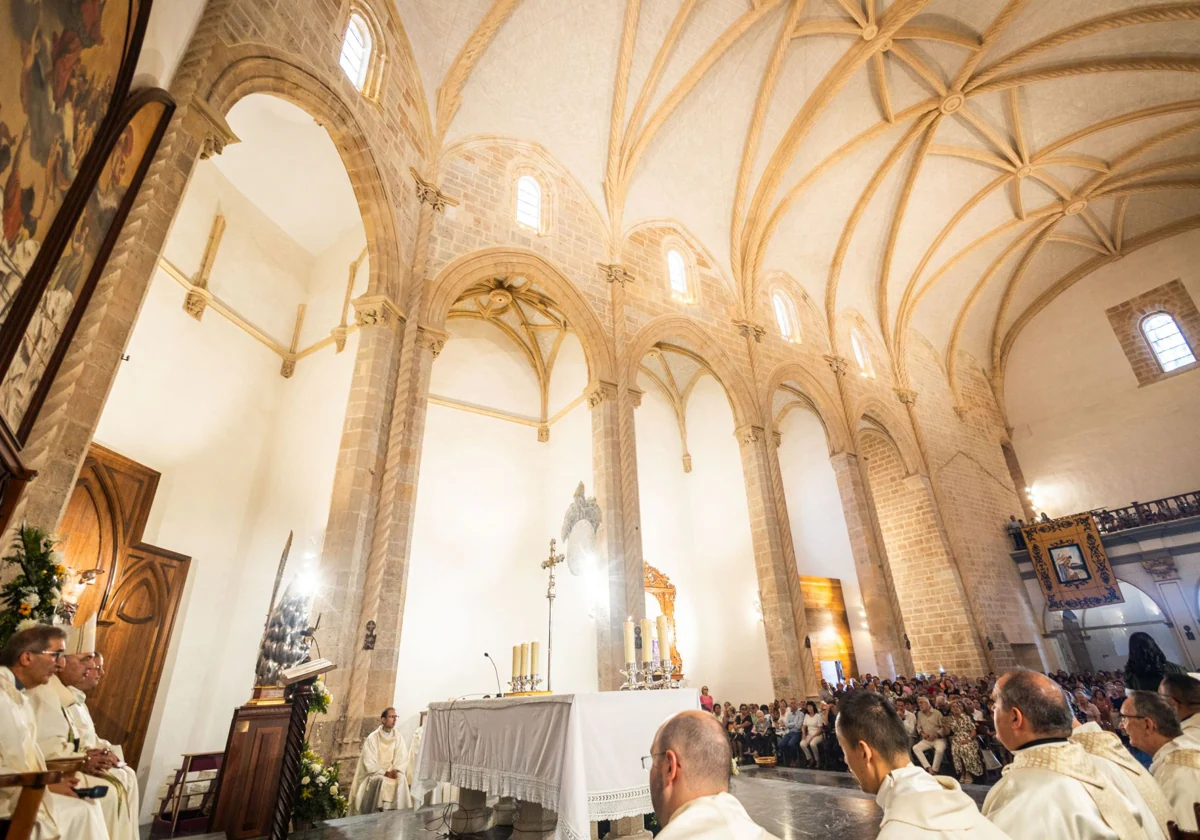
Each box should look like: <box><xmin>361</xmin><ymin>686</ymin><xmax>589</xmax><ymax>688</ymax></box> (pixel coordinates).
<box><xmin>542</xmin><ymin>539</ymin><xmax>565</xmax><ymax>691</ymax></box>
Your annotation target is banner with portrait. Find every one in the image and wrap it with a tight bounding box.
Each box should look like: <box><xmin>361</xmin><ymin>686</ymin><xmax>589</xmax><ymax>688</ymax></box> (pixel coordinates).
<box><xmin>1022</xmin><ymin>513</ymin><xmax>1123</xmax><ymax>612</ymax></box>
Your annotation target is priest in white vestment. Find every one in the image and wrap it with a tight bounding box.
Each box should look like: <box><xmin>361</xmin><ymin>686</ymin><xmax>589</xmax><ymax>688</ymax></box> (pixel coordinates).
<box><xmin>0</xmin><ymin>625</ymin><xmax>106</xmax><ymax>840</ymax></box>
<box><xmin>350</xmin><ymin>707</ymin><xmax>411</xmax><ymax>814</ymax></box>
<box><xmin>1070</xmin><ymin>719</ymin><xmax>1170</xmax><ymax>840</ymax></box>
<box><xmin>1160</xmin><ymin>674</ymin><xmax>1200</xmax><ymax>745</ymax></box>
<box><xmin>1122</xmin><ymin>690</ymin><xmax>1200</xmax><ymax>831</ymax></box>
<box><xmin>983</xmin><ymin>670</ymin><xmax>1152</xmax><ymax>840</ymax></box>
<box><xmin>835</xmin><ymin>691</ymin><xmax>1010</xmax><ymax>839</ymax></box>
<box><xmin>649</xmin><ymin>710</ymin><xmax>779</xmax><ymax>840</ymax></box>
<box><xmin>28</xmin><ymin>624</ymin><xmax>139</xmax><ymax>840</ymax></box>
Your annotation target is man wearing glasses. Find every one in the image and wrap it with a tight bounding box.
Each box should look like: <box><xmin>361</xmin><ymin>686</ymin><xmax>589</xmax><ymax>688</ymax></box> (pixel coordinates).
<box><xmin>0</xmin><ymin>624</ymin><xmax>107</xmax><ymax>839</ymax></box>
<box><xmin>349</xmin><ymin>707</ymin><xmax>411</xmax><ymax>814</ymax></box>
<box><xmin>1121</xmin><ymin>690</ymin><xmax>1200</xmax><ymax>832</ymax></box>
<box><xmin>643</xmin><ymin>710</ymin><xmax>778</xmax><ymax>839</ymax></box>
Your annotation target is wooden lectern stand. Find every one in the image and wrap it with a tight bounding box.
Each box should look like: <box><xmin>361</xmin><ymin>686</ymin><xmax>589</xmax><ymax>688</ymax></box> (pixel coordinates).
<box><xmin>208</xmin><ymin>659</ymin><xmax>335</xmax><ymax>839</ymax></box>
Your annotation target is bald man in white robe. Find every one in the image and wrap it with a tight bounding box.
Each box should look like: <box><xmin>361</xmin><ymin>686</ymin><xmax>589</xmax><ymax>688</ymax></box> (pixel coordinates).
<box><xmin>983</xmin><ymin>670</ymin><xmax>1152</xmax><ymax>840</ymax></box>
<box><xmin>28</xmin><ymin>646</ymin><xmax>138</xmax><ymax>840</ymax></box>
<box><xmin>0</xmin><ymin>626</ymin><xmax>106</xmax><ymax>840</ymax></box>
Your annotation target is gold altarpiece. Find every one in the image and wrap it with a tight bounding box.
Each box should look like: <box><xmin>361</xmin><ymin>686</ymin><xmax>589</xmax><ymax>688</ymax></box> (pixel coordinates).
<box><xmin>644</xmin><ymin>562</ymin><xmax>683</xmax><ymax>671</ymax></box>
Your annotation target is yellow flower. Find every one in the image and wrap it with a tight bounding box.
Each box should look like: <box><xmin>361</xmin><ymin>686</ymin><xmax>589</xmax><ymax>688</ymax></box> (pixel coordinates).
<box><xmin>54</xmin><ymin>565</ymin><xmax>67</xmax><ymax>577</ymax></box>
<box><xmin>300</xmin><ymin>788</ymin><xmax>313</xmax><ymax>800</ymax></box>
<box><xmin>16</xmin><ymin>604</ymin><xmax>31</xmax><ymax>617</ymax></box>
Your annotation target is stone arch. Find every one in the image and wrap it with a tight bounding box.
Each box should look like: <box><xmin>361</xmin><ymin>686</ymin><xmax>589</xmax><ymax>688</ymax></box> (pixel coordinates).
<box><xmin>762</xmin><ymin>362</ymin><xmax>850</xmax><ymax>455</ymax></box>
<box><xmin>205</xmin><ymin>50</ymin><xmax>404</xmax><ymax>303</ymax></box>
<box><xmin>425</xmin><ymin>247</ymin><xmax>616</xmax><ymax>383</ymax></box>
<box><xmin>623</xmin><ymin>219</ymin><xmax>737</xmax><ymax>303</ymax></box>
<box><xmin>624</xmin><ymin>316</ymin><xmax>757</xmax><ymax>428</ymax></box>
<box><xmin>850</xmin><ymin>398</ymin><xmax>922</xmax><ymax>474</ymax></box>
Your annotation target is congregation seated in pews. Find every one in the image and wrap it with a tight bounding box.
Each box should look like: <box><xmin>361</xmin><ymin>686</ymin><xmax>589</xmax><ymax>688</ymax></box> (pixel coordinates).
<box><xmin>0</xmin><ymin>622</ymin><xmax>137</xmax><ymax>840</ymax></box>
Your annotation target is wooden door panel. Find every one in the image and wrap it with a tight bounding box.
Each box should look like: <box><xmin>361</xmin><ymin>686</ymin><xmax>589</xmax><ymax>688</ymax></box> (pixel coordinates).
<box><xmin>59</xmin><ymin>444</ymin><xmax>187</xmax><ymax>769</ymax></box>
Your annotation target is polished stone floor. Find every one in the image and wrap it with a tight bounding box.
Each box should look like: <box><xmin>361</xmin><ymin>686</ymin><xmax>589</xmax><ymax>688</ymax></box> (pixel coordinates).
<box><xmin>180</xmin><ymin>767</ymin><xmax>989</xmax><ymax>839</ymax></box>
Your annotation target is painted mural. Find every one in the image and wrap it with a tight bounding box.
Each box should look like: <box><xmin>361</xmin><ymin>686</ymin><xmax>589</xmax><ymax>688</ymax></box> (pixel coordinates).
<box><xmin>0</xmin><ymin>0</ymin><xmax>141</xmax><ymax>331</ymax></box>
<box><xmin>0</xmin><ymin>94</ymin><xmax>171</xmax><ymax>434</ymax></box>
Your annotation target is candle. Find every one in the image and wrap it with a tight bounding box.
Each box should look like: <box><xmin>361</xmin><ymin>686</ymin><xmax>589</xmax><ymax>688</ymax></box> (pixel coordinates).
<box><xmin>512</xmin><ymin>645</ymin><xmax>520</xmax><ymax>681</ymax></box>
<box><xmin>657</xmin><ymin>615</ymin><xmax>670</xmax><ymax>664</ymax></box>
<box><xmin>520</xmin><ymin>642</ymin><xmax>530</xmax><ymax>678</ymax></box>
<box><xmin>623</xmin><ymin>619</ymin><xmax>636</xmax><ymax>664</ymax></box>
<box><xmin>530</xmin><ymin>641</ymin><xmax>540</xmax><ymax>677</ymax></box>
<box><xmin>640</xmin><ymin>618</ymin><xmax>655</xmax><ymax>664</ymax></box>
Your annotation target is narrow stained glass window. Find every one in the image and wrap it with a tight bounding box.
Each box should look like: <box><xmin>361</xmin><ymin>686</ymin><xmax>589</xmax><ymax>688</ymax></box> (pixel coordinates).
<box><xmin>516</xmin><ymin>175</ymin><xmax>541</xmax><ymax>229</ymax></box>
<box><xmin>667</xmin><ymin>249</ymin><xmax>688</xmax><ymax>299</ymax></box>
<box><xmin>773</xmin><ymin>291</ymin><xmax>797</xmax><ymax>342</ymax></box>
<box><xmin>1142</xmin><ymin>312</ymin><xmax>1196</xmax><ymax>372</ymax></box>
<box><xmin>851</xmin><ymin>330</ymin><xmax>873</xmax><ymax>377</ymax></box>
<box><xmin>340</xmin><ymin>14</ymin><xmax>372</xmax><ymax>91</ymax></box>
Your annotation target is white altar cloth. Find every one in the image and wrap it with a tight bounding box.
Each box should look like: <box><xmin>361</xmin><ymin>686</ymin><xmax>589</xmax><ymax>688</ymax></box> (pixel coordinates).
<box><xmin>416</xmin><ymin>690</ymin><xmax>699</xmax><ymax>840</ymax></box>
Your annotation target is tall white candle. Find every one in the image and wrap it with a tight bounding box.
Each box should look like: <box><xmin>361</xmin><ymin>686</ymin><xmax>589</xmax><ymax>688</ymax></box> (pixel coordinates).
<box><xmin>520</xmin><ymin>642</ymin><xmax>530</xmax><ymax>678</ymax></box>
<box><xmin>530</xmin><ymin>641</ymin><xmax>540</xmax><ymax>677</ymax></box>
<box><xmin>623</xmin><ymin>620</ymin><xmax>636</xmax><ymax>664</ymax></box>
<box><xmin>640</xmin><ymin>618</ymin><xmax>655</xmax><ymax>663</ymax></box>
<box><xmin>656</xmin><ymin>615</ymin><xmax>670</xmax><ymax>665</ymax></box>
<box><xmin>512</xmin><ymin>645</ymin><xmax>520</xmax><ymax>681</ymax></box>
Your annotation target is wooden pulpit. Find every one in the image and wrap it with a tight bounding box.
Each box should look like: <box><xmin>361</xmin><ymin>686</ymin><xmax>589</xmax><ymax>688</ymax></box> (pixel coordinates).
<box><xmin>208</xmin><ymin>659</ymin><xmax>334</xmax><ymax>839</ymax></box>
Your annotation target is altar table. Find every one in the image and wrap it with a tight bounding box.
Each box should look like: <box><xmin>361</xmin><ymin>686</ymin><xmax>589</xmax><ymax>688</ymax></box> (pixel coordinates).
<box><xmin>416</xmin><ymin>690</ymin><xmax>699</xmax><ymax>840</ymax></box>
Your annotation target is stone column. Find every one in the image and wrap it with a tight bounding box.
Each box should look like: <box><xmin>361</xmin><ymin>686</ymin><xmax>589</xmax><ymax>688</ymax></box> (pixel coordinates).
<box><xmin>736</xmin><ymin>424</ymin><xmax>810</xmax><ymax>698</ymax></box>
<box><xmin>323</xmin><ymin>173</ymin><xmax>451</xmax><ymax>757</ymax></box>
<box><xmin>763</xmin><ymin>427</ymin><xmax>819</xmax><ymax>693</ymax></box>
<box><xmin>829</xmin><ymin>451</ymin><xmax>911</xmax><ymax>676</ymax></box>
<box><xmin>589</xmin><ymin>378</ymin><xmax>645</xmax><ymax>690</ymax></box>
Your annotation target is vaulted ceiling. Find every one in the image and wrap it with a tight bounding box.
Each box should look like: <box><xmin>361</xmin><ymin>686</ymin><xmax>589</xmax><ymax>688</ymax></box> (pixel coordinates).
<box><xmin>395</xmin><ymin>0</ymin><xmax>1200</xmax><ymax>389</ymax></box>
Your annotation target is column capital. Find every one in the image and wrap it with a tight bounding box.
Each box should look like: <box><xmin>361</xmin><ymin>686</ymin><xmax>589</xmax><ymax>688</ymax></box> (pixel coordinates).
<box><xmin>627</xmin><ymin>386</ymin><xmax>644</xmax><ymax>408</ymax></box>
<box><xmin>410</xmin><ymin>167</ymin><xmax>459</xmax><ymax>213</ymax></box>
<box><xmin>598</xmin><ymin>262</ymin><xmax>634</xmax><ymax>285</ymax></box>
<box><xmin>824</xmin><ymin>354</ymin><xmax>850</xmax><ymax>377</ymax></box>
<box><xmin>734</xmin><ymin>424</ymin><xmax>766</xmax><ymax>446</ymax></box>
<box><xmin>586</xmin><ymin>379</ymin><xmax>619</xmax><ymax>408</ymax></box>
<box><xmin>894</xmin><ymin>388</ymin><xmax>918</xmax><ymax>406</ymax></box>
<box><xmin>416</xmin><ymin>324</ymin><xmax>450</xmax><ymax>358</ymax></box>
<box><xmin>192</xmin><ymin>96</ymin><xmax>240</xmax><ymax>160</ymax></box>
<box><xmin>733</xmin><ymin>319</ymin><xmax>766</xmax><ymax>343</ymax></box>
<box><xmin>352</xmin><ymin>294</ymin><xmax>406</xmax><ymax>331</ymax></box>
<box><xmin>771</xmin><ymin>430</ymin><xmax>782</xmax><ymax>449</ymax></box>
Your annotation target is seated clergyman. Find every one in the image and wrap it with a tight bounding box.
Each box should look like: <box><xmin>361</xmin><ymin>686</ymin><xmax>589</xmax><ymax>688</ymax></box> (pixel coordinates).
<box><xmin>0</xmin><ymin>624</ymin><xmax>107</xmax><ymax>840</ymax></box>
<box><xmin>28</xmin><ymin>620</ymin><xmax>139</xmax><ymax>840</ymax></box>
<box><xmin>647</xmin><ymin>709</ymin><xmax>779</xmax><ymax>840</ymax></box>
<box><xmin>836</xmin><ymin>690</ymin><xmax>1011</xmax><ymax>839</ymax></box>
<box><xmin>350</xmin><ymin>707</ymin><xmax>411</xmax><ymax>814</ymax></box>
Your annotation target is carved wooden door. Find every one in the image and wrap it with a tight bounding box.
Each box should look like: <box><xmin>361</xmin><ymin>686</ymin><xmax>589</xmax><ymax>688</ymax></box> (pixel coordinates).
<box><xmin>59</xmin><ymin>444</ymin><xmax>190</xmax><ymax>768</ymax></box>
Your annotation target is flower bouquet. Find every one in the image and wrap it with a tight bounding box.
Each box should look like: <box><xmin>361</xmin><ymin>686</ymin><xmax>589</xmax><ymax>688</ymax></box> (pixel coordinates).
<box><xmin>292</xmin><ymin>742</ymin><xmax>348</xmax><ymax>830</ymax></box>
<box><xmin>0</xmin><ymin>526</ymin><xmax>73</xmax><ymax>645</ymax></box>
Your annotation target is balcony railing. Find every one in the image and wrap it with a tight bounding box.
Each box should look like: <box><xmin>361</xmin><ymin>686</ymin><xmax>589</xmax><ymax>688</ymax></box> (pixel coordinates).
<box><xmin>1089</xmin><ymin>492</ymin><xmax>1200</xmax><ymax>535</ymax></box>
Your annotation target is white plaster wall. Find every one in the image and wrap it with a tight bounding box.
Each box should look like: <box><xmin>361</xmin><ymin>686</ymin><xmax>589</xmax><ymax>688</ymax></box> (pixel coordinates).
<box><xmin>636</xmin><ymin>375</ymin><xmax>773</xmax><ymax>706</ymax></box>
<box><xmin>1006</xmin><ymin>231</ymin><xmax>1200</xmax><ymax>514</ymax></box>
<box><xmin>91</xmin><ymin>141</ymin><xmax>361</xmax><ymax>819</ymax></box>
<box><xmin>395</xmin><ymin>327</ymin><xmax>596</xmax><ymax>738</ymax></box>
<box><xmin>776</xmin><ymin>407</ymin><xmax>876</xmax><ymax>674</ymax></box>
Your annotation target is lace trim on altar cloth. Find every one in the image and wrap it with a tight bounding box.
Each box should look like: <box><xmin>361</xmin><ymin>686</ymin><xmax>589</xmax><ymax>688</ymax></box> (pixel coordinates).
<box><xmin>587</xmin><ymin>785</ymin><xmax>652</xmax><ymax>821</ymax></box>
<box><xmin>425</xmin><ymin>760</ymin><xmax>560</xmax><ymax>811</ymax></box>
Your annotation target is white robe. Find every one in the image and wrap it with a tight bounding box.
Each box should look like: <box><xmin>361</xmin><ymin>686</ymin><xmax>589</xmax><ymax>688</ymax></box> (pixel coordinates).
<box><xmin>1150</xmin><ymin>735</ymin><xmax>1200</xmax><ymax>831</ymax></box>
<box><xmin>0</xmin><ymin>668</ymin><xmax>106</xmax><ymax>840</ymax></box>
<box><xmin>876</xmin><ymin>764</ymin><xmax>1012</xmax><ymax>840</ymax></box>
<box><xmin>350</xmin><ymin>727</ymin><xmax>411</xmax><ymax>814</ymax></box>
<box><xmin>657</xmin><ymin>791</ymin><xmax>779</xmax><ymax>840</ymax></box>
<box><xmin>27</xmin><ymin>676</ymin><xmax>139</xmax><ymax>840</ymax></box>
<box><xmin>1070</xmin><ymin>722</ymin><xmax>1170</xmax><ymax>840</ymax></box>
<box><xmin>982</xmin><ymin>740</ymin><xmax>1150</xmax><ymax>840</ymax></box>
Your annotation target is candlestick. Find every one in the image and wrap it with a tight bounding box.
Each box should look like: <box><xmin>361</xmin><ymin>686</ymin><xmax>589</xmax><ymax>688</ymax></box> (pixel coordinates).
<box><xmin>623</xmin><ymin>619</ymin><xmax>636</xmax><ymax>664</ymax></box>
<box><xmin>520</xmin><ymin>642</ymin><xmax>530</xmax><ymax>678</ymax></box>
<box><xmin>511</xmin><ymin>645</ymin><xmax>520</xmax><ymax>683</ymax></box>
<box><xmin>530</xmin><ymin>641</ymin><xmax>540</xmax><ymax>678</ymax></box>
<box><xmin>640</xmin><ymin>618</ymin><xmax>654</xmax><ymax>664</ymax></box>
<box><xmin>656</xmin><ymin>615</ymin><xmax>670</xmax><ymax>666</ymax></box>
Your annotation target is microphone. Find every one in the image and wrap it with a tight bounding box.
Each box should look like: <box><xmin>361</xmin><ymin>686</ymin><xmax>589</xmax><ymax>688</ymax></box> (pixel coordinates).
<box><xmin>483</xmin><ymin>652</ymin><xmax>503</xmax><ymax>697</ymax></box>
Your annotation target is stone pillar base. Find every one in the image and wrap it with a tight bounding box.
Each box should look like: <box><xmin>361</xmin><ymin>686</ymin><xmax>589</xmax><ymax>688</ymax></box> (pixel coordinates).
<box><xmin>513</xmin><ymin>800</ymin><xmax>557</xmax><ymax>839</ymax></box>
<box><xmin>605</xmin><ymin>815</ymin><xmax>652</xmax><ymax>839</ymax></box>
<box><xmin>450</xmin><ymin>788</ymin><xmax>493</xmax><ymax>834</ymax></box>
<box><xmin>494</xmin><ymin>796</ymin><xmax>518</xmax><ymax>827</ymax></box>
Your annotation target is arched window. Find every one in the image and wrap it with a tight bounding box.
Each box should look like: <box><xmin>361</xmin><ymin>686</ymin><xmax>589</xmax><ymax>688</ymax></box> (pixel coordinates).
<box><xmin>772</xmin><ymin>291</ymin><xmax>799</xmax><ymax>343</ymax></box>
<box><xmin>667</xmin><ymin>249</ymin><xmax>689</xmax><ymax>299</ymax></box>
<box><xmin>1141</xmin><ymin>312</ymin><xmax>1196</xmax><ymax>372</ymax></box>
<box><xmin>515</xmin><ymin>175</ymin><xmax>542</xmax><ymax>230</ymax></box>
<box><xmin>851</xmin><ymin>329</ymin><xmax>874</xmax><ymax>378</ymax></box>
<box><xmin>339</xmin><ymin>13</ymin><xmax>373</xmax><ymax>91</ymax></box>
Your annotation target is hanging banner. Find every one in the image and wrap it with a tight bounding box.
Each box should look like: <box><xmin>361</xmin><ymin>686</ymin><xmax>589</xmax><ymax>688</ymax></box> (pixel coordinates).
<box><xmin>1023</xmin><ymin>513</ymin><xmax>1123</xmax><ymax>612</ymax></box>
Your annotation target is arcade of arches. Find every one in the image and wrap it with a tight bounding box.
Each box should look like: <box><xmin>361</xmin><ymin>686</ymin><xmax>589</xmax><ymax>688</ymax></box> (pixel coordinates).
<box><xmin>6</xmin><ymin>0</ymin><xmax>1200</xmax><ymax>818</ymax></box>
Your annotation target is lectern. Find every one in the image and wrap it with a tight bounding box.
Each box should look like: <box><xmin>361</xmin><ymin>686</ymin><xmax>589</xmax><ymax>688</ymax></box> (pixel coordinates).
<box><xmin>208</xmin><ymin>659</ymin><xmax>335</xmax><ymax>839</ymax></box>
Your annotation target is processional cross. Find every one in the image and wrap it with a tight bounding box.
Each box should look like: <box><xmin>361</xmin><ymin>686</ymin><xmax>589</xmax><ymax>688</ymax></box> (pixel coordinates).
<box><xmin>542</xmin><ymin>539</ymin><xmax>565</xmax><ymax>691</ymax></box>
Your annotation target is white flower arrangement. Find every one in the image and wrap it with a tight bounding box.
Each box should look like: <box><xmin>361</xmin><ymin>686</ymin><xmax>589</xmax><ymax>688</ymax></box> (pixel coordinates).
<box><xmin>15</xmin><ymin>619</ymin><xmax>38</xmax><ymax>633</ymax></box>
<box><xmin>20</xmin><ymin>592</ymin><xmax>39</xmax><ymax>608</ymax></box>
<box><xmin>329</xmin><ymin>784</ymin><xmax>338</xmax><ymax>796</ymax></box>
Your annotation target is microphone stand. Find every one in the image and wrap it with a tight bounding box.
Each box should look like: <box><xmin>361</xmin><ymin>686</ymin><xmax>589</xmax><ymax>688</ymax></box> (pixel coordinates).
<box><xmin>483</xmin><ymin>652</ymin><xmax>503</xmax><ymax>697</ymax></box>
